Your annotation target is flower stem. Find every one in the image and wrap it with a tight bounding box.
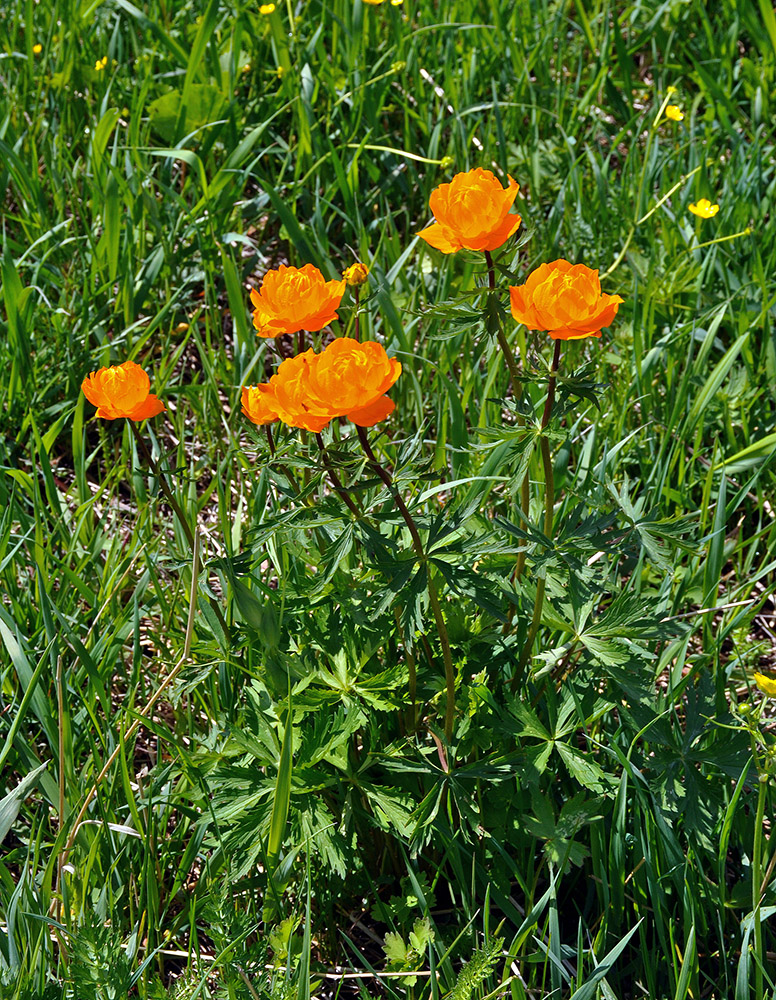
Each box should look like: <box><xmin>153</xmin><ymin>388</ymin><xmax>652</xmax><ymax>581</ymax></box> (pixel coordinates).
<box><xmin>356</xmin><ymin>426</ymin><xmax>456</xmax><ymax>743</ymax></box>
<box><xmin>541</xmin><ymin>339</ymin><xmax>562</xmax><ymax>431</ymax></box>
<box><xmin>129</xmin><ymin>421</ymin><xmax>195</xmax><ymax>550</ymax></box>
<box><xmin>354</xmin><ymin>287</ymin><xmax>361</xmax><ymax>342</ymax></box>
<box><xmin>484</xmin><ymin>251</ymin><xmax>522</xmax><ymax>397</ymax></box>
<box><xmin>394</xmin><ymin>606</ymin><xmax>417</xmax><ymax>732</ymax></box>
<box><xmin>511</xmin><ymin>339</ymin><xmax>562</xmax><ymax>692</ymax></box>
<box><xmin>315</xmin><ymin>432</ymin><xmax>362</xmax><ymax>518</ymax></box>
<box><xmin>483</xmin><ymin>251</ymin><xmax>531</xmax><ymax>591</ymax></box>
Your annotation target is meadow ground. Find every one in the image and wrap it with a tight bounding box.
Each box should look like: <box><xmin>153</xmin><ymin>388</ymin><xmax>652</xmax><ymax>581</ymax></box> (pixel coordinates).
<box><xmin>2</xmin><ymin>0</ymin><xmax>776</xmax><ymax>997</ymax></box>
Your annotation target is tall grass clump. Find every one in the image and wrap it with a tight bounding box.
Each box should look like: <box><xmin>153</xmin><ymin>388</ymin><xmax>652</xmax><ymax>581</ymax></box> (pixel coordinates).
<box><xmin>2</xmin><ymin>0</ymin><xmax>776</xmax><ymax>997</ymax></box>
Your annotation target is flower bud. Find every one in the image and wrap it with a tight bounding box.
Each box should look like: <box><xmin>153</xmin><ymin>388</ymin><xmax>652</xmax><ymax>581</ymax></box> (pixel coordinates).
<box><xmin>343</xmin><ymin>262</ymin><xmax>370</xmax><ymax>287</ymax></box>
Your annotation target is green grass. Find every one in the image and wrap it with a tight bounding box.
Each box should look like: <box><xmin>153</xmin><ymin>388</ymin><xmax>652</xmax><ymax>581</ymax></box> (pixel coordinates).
<box><xmin>2</xmin><ymin>0</ymin><xmax>776</xmax><ymax>997</ymax></box>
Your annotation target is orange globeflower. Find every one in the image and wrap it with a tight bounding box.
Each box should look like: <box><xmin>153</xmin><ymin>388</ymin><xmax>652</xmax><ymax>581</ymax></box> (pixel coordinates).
<box><xmin>241</xmin><ymin>383</ymin><xmax>280</xmax><ymax>426</ymax></box>
<box><xmin>268</xmin><ymin>350</ymin><xmax>334</xmax><ymax>432</ymax></box>
<box><xmin>82</xmin><ymin>360</ymin><xmax>165</xmax><ymax>420</ymax></box>
<box><xmin>509</xmin><ymin>259</ymin><xmax>623</xmax><ymax>340</ymax></box>
<box><xmin>305</xmin><ymin>338</ymin><xmax>402</xmax><ymax>426</ymax></box>
<box><xmin>250</xmin><ymin>264</ymin><xmax>346</xmax><ymax>338</ymax></box>
<box><xmin>242</xmin><ymin>339</ymin><xmax>402</xmax><ymax>432</ymax></box>
<box><xmin>343</xmin><ymin>261</ymin><xmax>370</xmax><ymax>286</ymax></box>
<box><xmin>417</xmin><ymin>168</ymin><xmax>521</xmax><ymax>254</ymax></box>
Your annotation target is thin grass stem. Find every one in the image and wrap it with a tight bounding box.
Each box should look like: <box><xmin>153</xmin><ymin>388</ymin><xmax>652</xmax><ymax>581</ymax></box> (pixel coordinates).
<box><xmin>61</xmin><ymin>531</ymin><xmax>199</xmax><ymax>867</ymax></box>
<box><xmin>752</xmin><ymin>739</ymin><xmax>767</xmax><ymax>1000</ymax></box>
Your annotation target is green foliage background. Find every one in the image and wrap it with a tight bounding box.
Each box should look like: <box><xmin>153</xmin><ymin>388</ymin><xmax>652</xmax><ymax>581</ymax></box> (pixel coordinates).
<box><xmin>1</xmin><ymin>0</ymin><xmax>776</xmax><ymax>997</ymax></box>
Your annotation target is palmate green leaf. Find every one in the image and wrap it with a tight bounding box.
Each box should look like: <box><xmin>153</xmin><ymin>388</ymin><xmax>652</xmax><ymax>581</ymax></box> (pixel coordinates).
<box><xmin>555</xmin><ymin>368</ymin><xmax>610</xmax><ymax>412</ymax></box>
<box><xmin>588</xmin><ymin>591</ymin><xmax>678</xmax><ymax>640</ymax></box>
<box><xmin>383</xmin><ymin>916</ymin><xmax>434</xmax><ymax>987</ymax></box>
<box><xmin>297</xmin><ymin>705</ymin><xmax>365</xmax><ymax>768</ymax></box>
<box><xmin>432</xmin><ymin>560</ymin><xmax>508</xmax><ymax>623</ymax></box>
<box><xmin>316</xmin><ymin>522</ymin><xmax>355</xmax><ymax>588</ymax></box>
<box><xmin>578</xmin><ymin>633</ymin><xmax>643</xmax><ymax>667</ymax></box>
<box><xmin>294</xmin><ymin>796</ymin><xmax>350</xmax><ymax>877</ymax></box>
<box><xmin>511</xmin><ymin>701</ymin><xmax>552</xmax><ymax>741</ymax></box>
<box><xmin>384</xmin><ymin>931</ymin><xmax>408</xmax><ymax>966</ymax></box>
<box><xmin>360</xmin><ymin>782</ymin><xmax>415</xmax><ymax>838</ymax></box>
<box><xmin>523</xmin><ymin>790</ymin><xmax>595</xmax><ymax>869</ymax></box>
<box><xmin>523</xmin><ymin>742</ymin><xmax>554</xmax><ymax>779</ymax></box>
<box><xmin>555</xmin><ymin>744</ymin><xmax>609</xmax><ymax>794</ymax></box>
<box><xmin>607</xmin><ymin>476</ymin><xmax>698</xmax><ymax>568</ymax></box>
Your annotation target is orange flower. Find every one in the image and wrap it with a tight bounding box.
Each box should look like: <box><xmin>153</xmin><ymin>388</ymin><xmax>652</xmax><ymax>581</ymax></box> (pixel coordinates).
<box><xmin>266</xmin><ymin>350</ymin><xmax>333</xmax><ymax>432</ymax></box>
<box><xmin>417</xmin><ymin>168</ymin><xmax>521</xmax><ymax>254</ymax></box>
<box><xmin>82</xmin><ymin>360</ymin><xmax>165</xmax><ymax>420</ymax></box>
<box><xmin>305</xmin><ymin>338</ymin><xmax>401</xmax><ymax>426</ymax></box>
<box><xmin>241</xmin><ymin>384</ymin><xmax>280</xmax><ymax>426</ymax></box>
<box><xmin>509</xmin><ymin>259</ymin><xmax>623</xmax><ymax>340</ymax></box>
<box><xmin>242</xmin><ymin>338</ymin><xmax>401</xmax><ymax>431</ymax></box>
<box><xmin>249</xmin><ymin>264</ymin><xmax>346</xmax><ymax>338</ymax></box>
<box><xmin>343</xmin><ymin>261</ymin><xmax>370</xmax><ymax>286</ymax></box>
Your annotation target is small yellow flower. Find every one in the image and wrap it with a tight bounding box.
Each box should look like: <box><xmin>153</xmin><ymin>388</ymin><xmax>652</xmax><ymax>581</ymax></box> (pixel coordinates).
<box><xmin>276</xmin><ymin>65</ymin><xmax>285</xmax><ymax>79</ymax></box>
<box><xmin>390</xmin><ymin>0</ymin><xmax>404</xmax><ymax>5</ymax></box>
<box><xmin>242</xmin><ymin>63</ymin><xmax>251</xmax><ymax>74</ymax></box>
<box><xmin>94</xmin><ymin>56</ymin><xmax>108</xmax><ymax>71</ymax></box>
<box><xmin>362</xmin><ymin>0</ymin><xmax>386</xmax><ymax>4</ymax></box>
<box><xmin>753</xmin><ymin>672</ymin><xmax>776</xmax><ymax>697</ymax></box>
<box><xmin>259</xmin><ymin>3</ymin><xmax>275</xmax><ymax>12</ymax></box>
<box><xmin>689</xmin><ymin>198</ymin><xmax>720</xmax><ymax>218</ymax></box>
<box><xmin>665</xmin><ymin>105</ymin><xmax>684</xmax><ymax>121</ymax></box>
<box><xmin>343</xmin><ymin>262</ymin><xmax>370</xmax><ymax>287</ymax></box>
<box><xmin>667</xmin><ymin>85</ymin><xmax>677</xmax><ymax>95</ymax></box>
<box><xmin>32</xmin><ymin>43</ymin><xmax>42</xmax><ymax>54</ymax></box>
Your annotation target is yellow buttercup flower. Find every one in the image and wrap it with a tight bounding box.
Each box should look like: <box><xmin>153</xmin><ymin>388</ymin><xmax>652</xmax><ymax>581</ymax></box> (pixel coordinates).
<box><xmin>259</xmin><ymin>3</ymin><xmax>275</xmax><ymax>12</ymax></box>
<box><xmin>32</xmin><ymin>43</ymin><xmax>42</xmax><ymax>54</ymax></box>
<box><xmin>689</xmin><ymin>198</ymin><xmax>719</xmax><ymax>218</ymax></box>
<box><xmin>665</xmin><ymin>105</ymin><xmax>684</xmax><ymax>121</ymax></box>
<box><xmin>94</xmin><ymin>56</ymin><xmax>108</xmax><ymax>71</ymax></box>
<box><xmin>753</xmin><ymin>672</ymin><xmax>776</xmax><ymax>697</ymax></box>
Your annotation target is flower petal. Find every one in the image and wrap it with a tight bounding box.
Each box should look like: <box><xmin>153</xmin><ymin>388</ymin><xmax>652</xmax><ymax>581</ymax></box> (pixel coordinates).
<box><xmin>347</xmin><ymin>395</ymin><xmax>396</xmax><ymax>427</ymax></box>
<box><xmin>417</xmin><ymin>222</ymin><xmax>462</xmax><ymax>254</ymax></box>
<box><xmin>127</xmin><ymin>395</ymin><xmax>166</xmax><ymax>421</ymax></box>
